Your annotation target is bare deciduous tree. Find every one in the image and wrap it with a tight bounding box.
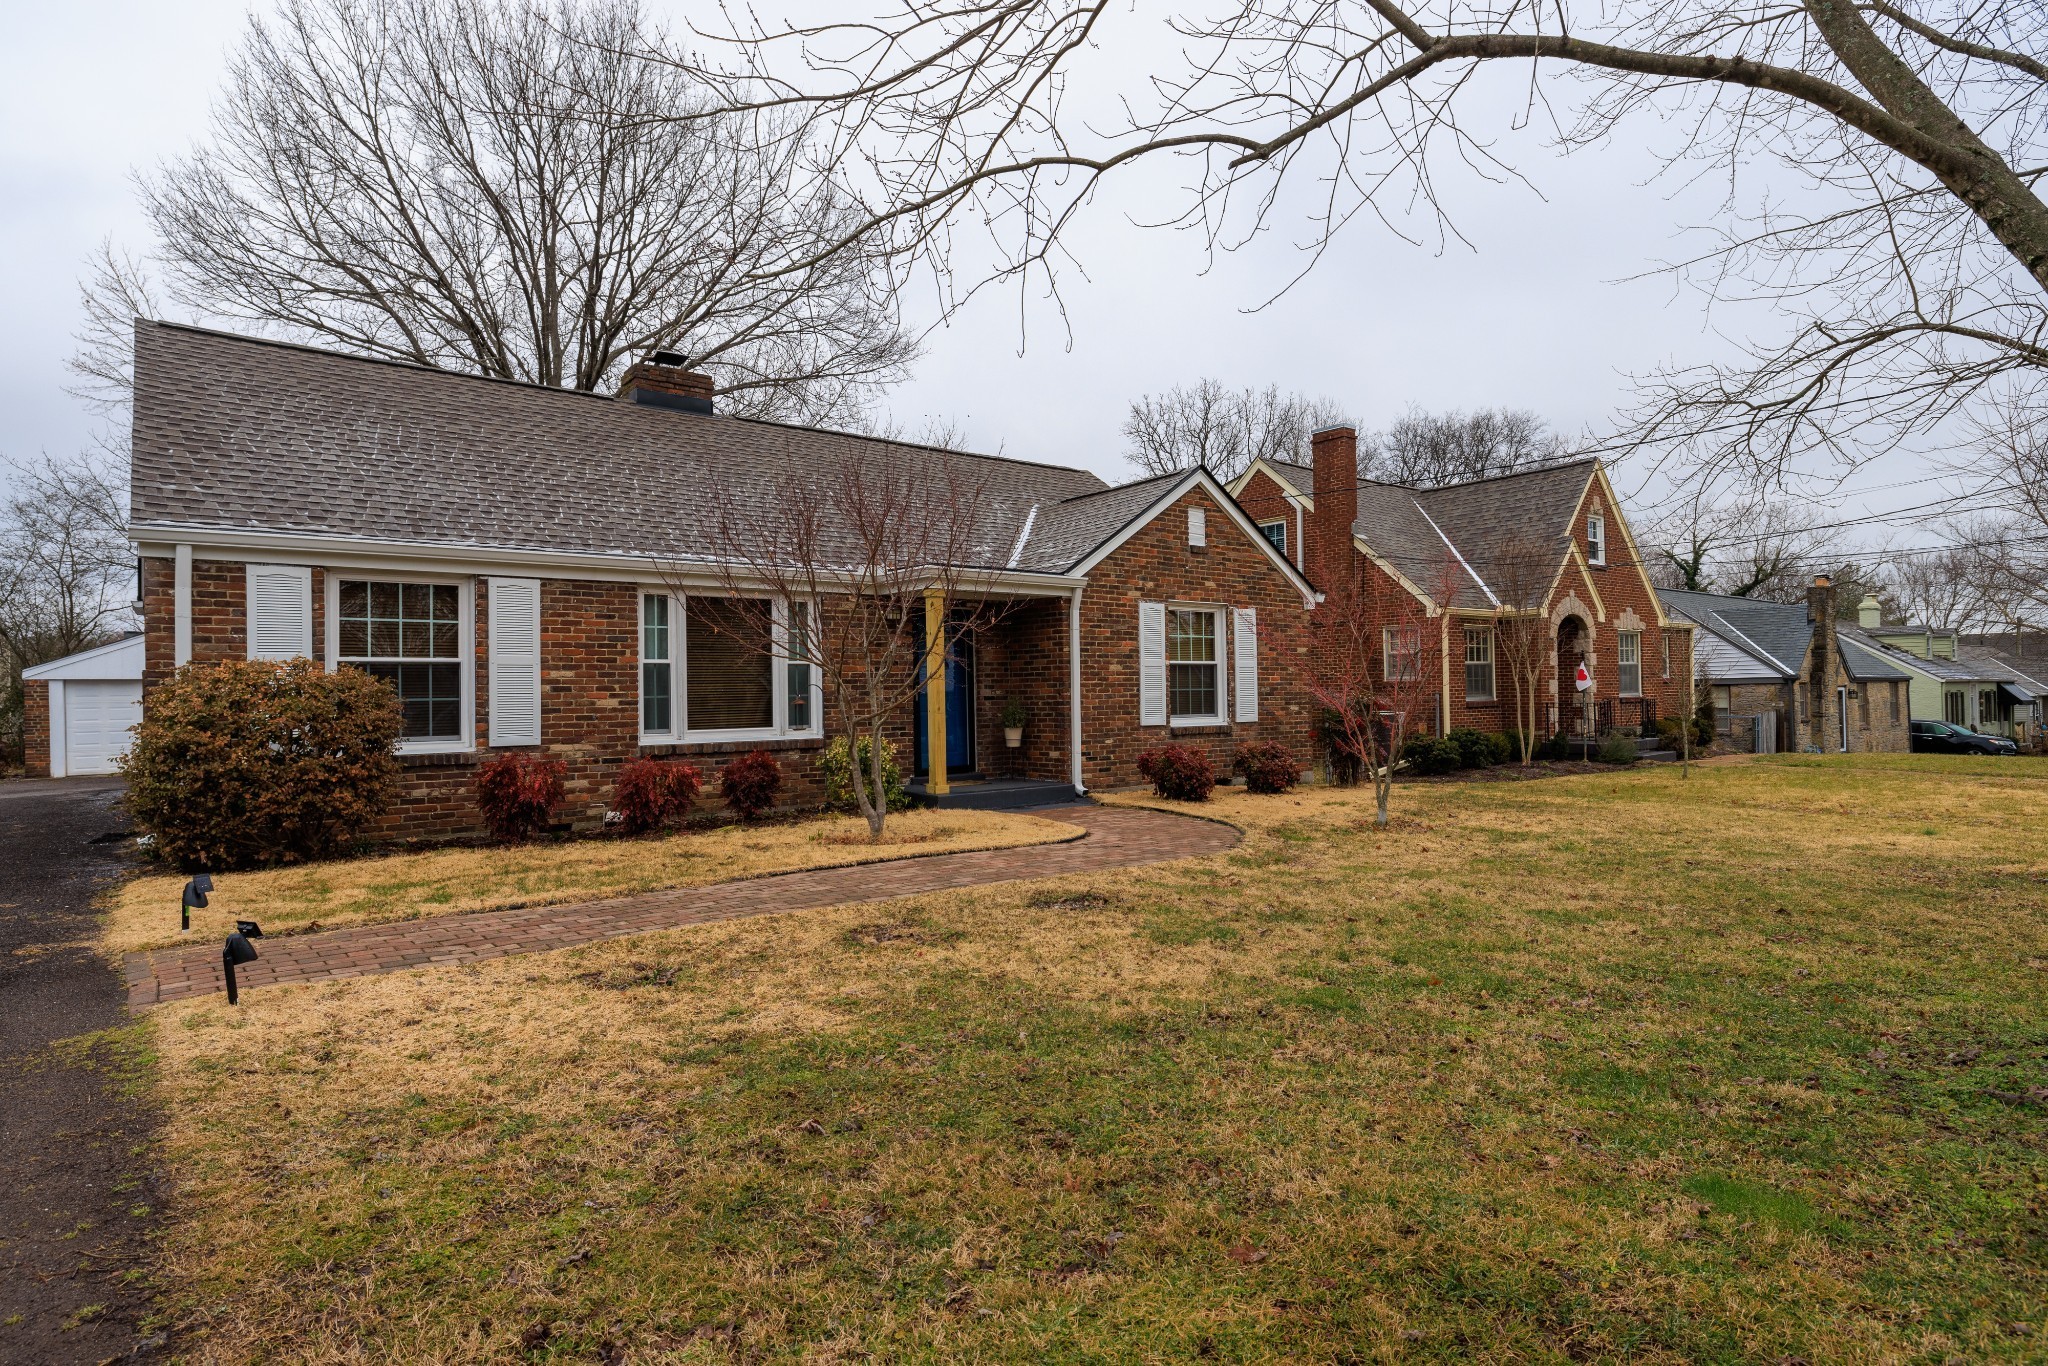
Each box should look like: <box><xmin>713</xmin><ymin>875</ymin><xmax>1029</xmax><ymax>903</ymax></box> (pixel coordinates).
<box><xmin>666</xmin><ymin>0</ymin><xmax>2048</xmax><ymax>486</ymax></box>
<box><xmin>0</xmin><ymin>455</ymin><xmax>135</xmax><ymax>763</ymax></box>
<box><xmin>1363</xmin><ymin>408</ymin><xmax>1576</xmax><ymax>488</ymax></box>
<box><xmin>1301</xmin><ymin>554</ymin><xmax>1456</xmax><ymax>825</ymax></box>
<box><xmin>1482</xmin><ymin>532</ymin><xmax>1569</xmax><ymax>764</ymax></box>
<box><xmin>1645</xmin><ymin>494</ymin><xmax>1838</xmax><ymax>598</ymax></box>
<box><xmin>85</xmin><ymin>0</ymin><xmax>914</xmax><ymax>424</ymax></box>
<box><xmin>1123</xmin><ymin>380</ymin><xmax>1349</xmax><ymax>483</ymax></box>
<box><xmin>686</xmin><ymin>445</ymin><xmax>1008</xmax><ymax>839</ymax></box>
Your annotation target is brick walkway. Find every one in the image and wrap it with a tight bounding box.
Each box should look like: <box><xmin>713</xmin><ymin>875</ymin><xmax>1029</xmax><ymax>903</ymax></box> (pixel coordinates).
<box><xmin>124</xmin><ymin>804</ymin><xmax>1237</xmax><ymax>1008</ymax></box>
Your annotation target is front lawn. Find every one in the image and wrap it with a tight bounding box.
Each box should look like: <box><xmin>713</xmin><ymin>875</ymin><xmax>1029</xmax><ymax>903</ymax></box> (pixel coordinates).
<box><xmin>140</xmin><ymin>757</ymin><xmax>2046</xmax><ymax>1362</ymax></box>
<box><xmin>107</xmin><ymin>808</ymin><xmax>1081</xmax><ymax>953</ymax></box>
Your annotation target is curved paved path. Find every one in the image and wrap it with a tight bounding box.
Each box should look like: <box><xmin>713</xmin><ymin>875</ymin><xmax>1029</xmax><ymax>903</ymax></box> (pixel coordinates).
<box><xmin>124</xmin><ymin>804</ymin><xmax>1238</xmax><ymax>1008</ymax></box>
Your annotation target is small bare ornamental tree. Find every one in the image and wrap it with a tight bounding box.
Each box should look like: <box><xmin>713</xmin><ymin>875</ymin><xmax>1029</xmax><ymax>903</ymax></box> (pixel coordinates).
<box><xmin>684</xmin><ymin>446</ymin><xmax>1009</xmax><ymax>840</ymax></box>
<box><xmin>1481</xmin><ymin>533</ymin><xmax>1571</xmax><ymax>766</ymax></box>
<box><xmin>1301</xmin><ymin>554</ymin><xmax>1457</xmax><ymax>827</ymax></box>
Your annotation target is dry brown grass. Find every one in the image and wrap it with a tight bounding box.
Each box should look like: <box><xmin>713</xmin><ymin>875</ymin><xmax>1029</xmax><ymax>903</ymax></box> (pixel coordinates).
<box><xmin>106</xmin><ymin>808</ymin><xmax>1080</xmax><ymax>954</ymax></box>
<box><xmin>139</xmin><ymin>755</ymin><xmax>2048</xmax><ymax>1363</ymax></box>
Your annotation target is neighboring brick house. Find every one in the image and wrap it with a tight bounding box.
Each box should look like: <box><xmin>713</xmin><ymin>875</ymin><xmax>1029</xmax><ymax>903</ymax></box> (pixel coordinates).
<box><xmin>127</xmin><ymin>322</ymin><xmax>1319</xmax><ymax>838</ymax></box>
<box><xmin>1229</xmin><ymin>430</ymin><xmax>1696</xmax><ymax>744</ymax></box>
<box><xmin>1661</xmin><ymin>583</ymin><xmax>1912</xmax><ymax>754</ymax></box>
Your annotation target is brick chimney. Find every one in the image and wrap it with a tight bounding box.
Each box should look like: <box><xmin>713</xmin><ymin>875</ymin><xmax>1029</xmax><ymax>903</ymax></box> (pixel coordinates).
<box><xmin>1307</xmin><ymin>425</ymin><xmax>1359</xmax><ymax>597</ymax></box>
<box><xmin>618</xmin><ymin>350</ymin><xmax>715</xmax><ymax>414</ymax></box>
<box><xmin>1807</xmin><ymin>573</ymin><xmax>1838</xmax><ymax>751</ymax></box>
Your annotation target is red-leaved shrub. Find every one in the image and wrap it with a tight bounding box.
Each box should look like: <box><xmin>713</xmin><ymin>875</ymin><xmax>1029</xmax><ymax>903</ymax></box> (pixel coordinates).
<box><xmin>474</xmin><ymin>752</ymin><xmax>565</xmax><ymax>843</ymax></box>
<box><xmin>1234</xmin><ymin>740</ymin><xmax>1301</xmax><ymax>794</ymax></box>
<box><xmin>719</xmin><ymin>749</ymin><xmax>783</xmax><ymax>821</ymax></box>
<box><xmin>611</xmin><ymin>758</ymin><xmax>702</xmax><ymax>835</ymax></box>
<box><xmin>1135</xmin><ymin>743</ymin><xmax>1216</xmax><ymax>801</ymax></box>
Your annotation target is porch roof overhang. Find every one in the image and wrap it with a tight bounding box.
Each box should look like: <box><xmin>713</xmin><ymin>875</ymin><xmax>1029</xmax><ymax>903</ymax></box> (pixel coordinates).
<box><xmin>1999</xmin><ymin>681</ymin><xmax>2035</xmax><ymax>704</ymax></box>
<box><xmin>132</xmin><ymin>522</ymin><xmax>1089</xmax><ymax>597</ymax></box>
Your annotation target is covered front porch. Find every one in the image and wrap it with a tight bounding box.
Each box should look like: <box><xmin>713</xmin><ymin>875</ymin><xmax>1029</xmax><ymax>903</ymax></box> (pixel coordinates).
<box><xmin>906</xmin><ymin>588</ymin><xmax>1083</xmax><ymax>808</ymax></box>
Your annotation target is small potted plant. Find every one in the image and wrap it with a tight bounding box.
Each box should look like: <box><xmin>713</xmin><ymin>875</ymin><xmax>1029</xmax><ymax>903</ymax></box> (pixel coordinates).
<box><xmin>1000</xmin><ymin>698</ymin><xmax>1027</xmax><ymax>747</ymax></box>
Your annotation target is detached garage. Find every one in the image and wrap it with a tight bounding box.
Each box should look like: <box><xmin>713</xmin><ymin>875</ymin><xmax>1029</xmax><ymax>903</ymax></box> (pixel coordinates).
<box><xmin>23</xmin><ymin>634</ymin><xmax>144</xmax><ymax>777</ymax></box>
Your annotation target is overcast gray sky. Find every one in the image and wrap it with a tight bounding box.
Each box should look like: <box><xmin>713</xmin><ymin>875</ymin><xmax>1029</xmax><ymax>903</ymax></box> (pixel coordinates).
<box><xmin>1</xmin><ymin>0</ymin><xmax>1934</xmax><ymax>541</ymax></box>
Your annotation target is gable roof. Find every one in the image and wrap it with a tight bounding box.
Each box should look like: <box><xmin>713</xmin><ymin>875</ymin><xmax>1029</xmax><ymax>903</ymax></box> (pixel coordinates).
<box><xmin>131</xmin><ymin>321</ymin><xmax>1134</xmax><ymax>575</ymax></box>
<box><xmin>1958</xmin><ymin>645</ymin><xmax>2048</xmax><ymax>698</ymax></box>
<box><xmin>1662</xmin><ymin>589</ymin><xmax>1912</xmax><ymax>683</ymax></box>
<box><xmin>1847</xmin><ymin>626</ymin><xmax>2032</xmax><ymax>686</ymax></box>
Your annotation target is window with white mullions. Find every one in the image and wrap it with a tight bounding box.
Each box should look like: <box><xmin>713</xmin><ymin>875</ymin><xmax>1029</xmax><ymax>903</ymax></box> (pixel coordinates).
<box><xmin>1257</xmin><ymin>520</ymin><xmax>1287</xmax><ymax>555</ymax></box>
<box><xmin>1464</xmin><ymin>626</ymin><xmax>1494</xmax><ymax>701</ymax></box>
<box><xmin>338</xmin><ymin>579</ymin><xmax>463</xmax><ymax>740</ymax></box>
<box><xmin>1618</xmin><ymin>630</ymin><xmax>1642</xmax><ymax>697</ymax></box>
<box><xmin>1382</xmin><ymin>626</ymin><xmax>1421</xmax><ymax>682</ymax></box>
<box><xmin>642</xmin><ymin>594</ymin><xmax>674</xmax><ymax>735</ymax></box>
<box><xmin>1167</xmin><ymin>607</ymin><xmax>1222</xmax><ymax>723</ymax></box>
<box><xmin>1587</xmin><ymin>512</ymin><xmax>1606</xmax><ymax>566</ymax></box>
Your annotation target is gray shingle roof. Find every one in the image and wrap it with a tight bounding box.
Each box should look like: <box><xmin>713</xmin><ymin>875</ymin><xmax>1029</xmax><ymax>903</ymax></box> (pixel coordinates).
<box><xmin>130</xmin><ymin>321</ymin><xmax>1122</xmax><ymax>571</ymax></box>
<box><xmin>1014</xmin><ymin>472</ymin><xmax>1187</xmax><ymax>572</ymax></box>
<box><xmin>1252</xmin><ymin>457</ymin><xmax>1595</xmax><ymax>609</ymax></box>
<box><xmin>1662</xmin><ymin>589</ymin><xmax>1913</xmax><ymax>683</ymax></box>
<box><xmin>1844</xmin><ymin>626</ymin><xmax>2025</xmax><ymax>685</ymax></box>
<box><xmin>1958</xmin><ymin>645</ymin><xmax>2048</xmax><ymax>697</ymax></box>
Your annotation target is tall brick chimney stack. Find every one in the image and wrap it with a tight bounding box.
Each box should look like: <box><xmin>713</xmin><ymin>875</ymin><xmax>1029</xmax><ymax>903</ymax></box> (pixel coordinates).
<box><xmin>1807</xmin><ymin>573</ymin><xmax>1838</xmax><ymax>751</ymax></box>
<box><xmin>618</xmin><ymin>350</ymin><xmax>716</xmax><ymax>414</ymax></box>
<box><xmin>1308</xmin><ymin>425</ymin><xmax>1359</xmax><ymax>597</ymax></box>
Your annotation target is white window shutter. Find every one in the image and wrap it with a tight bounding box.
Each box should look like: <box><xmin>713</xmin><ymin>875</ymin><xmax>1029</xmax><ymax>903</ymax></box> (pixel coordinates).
<box><xmin>1233</xmin><ymin>607</ymin><xmax>1258</xmax><ymax>722</ymax></box>
<box><xmin>246</xmin><ymin>564</ymin><xmax>312</xmax><ymax>660</ymax></box>
<box><xmin>488</xmin><ymin>577</ymin><xmax>542</xmax><ymax>747</ymax></box>
<box><xmin>1187</xmin><ymin>507</ymin><xmax>1206</xmax><ymax>547</ymax></box>
<box><xmin>1138</xmin><ymin>600</ymin><xmax>1167</xmax><ymax>725</ymax></box>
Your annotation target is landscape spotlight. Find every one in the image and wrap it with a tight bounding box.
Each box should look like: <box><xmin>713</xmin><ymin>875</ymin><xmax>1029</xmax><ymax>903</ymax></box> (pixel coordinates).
<box><xmin>222</xmin><ymin>931</ymin><xmax>258</xmax><ymax>1006</ymax></box>
<box><xmin>181</xmin><ymin>873</ymin><xmax>213</xmax><ymax>934</ymax></box>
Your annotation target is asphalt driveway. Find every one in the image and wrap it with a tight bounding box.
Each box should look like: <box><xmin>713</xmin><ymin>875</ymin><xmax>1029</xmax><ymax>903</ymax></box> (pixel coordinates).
<box><xmin>0</xmin><ymin>777</ymin><xmax>164</xmax><ymax>1363</ymax></box>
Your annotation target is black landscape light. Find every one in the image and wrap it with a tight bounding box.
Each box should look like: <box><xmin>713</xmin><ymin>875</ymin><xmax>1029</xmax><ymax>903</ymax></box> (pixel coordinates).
<box><xmin>181</xmin><ymin>873</ymin><xmax>214</xmax><ymax>934</ymax></box>
<box><xmin>223</xmin><ymin>931</ymin><xmax>259</xmax><ymax>1006</ymax></box>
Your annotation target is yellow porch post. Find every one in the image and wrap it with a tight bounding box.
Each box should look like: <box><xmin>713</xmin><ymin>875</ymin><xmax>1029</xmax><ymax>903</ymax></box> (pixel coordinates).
<box><xmin>924</xmin><ymin>589</ymin><xmax>949</xmax><ymax>795</ymax></box>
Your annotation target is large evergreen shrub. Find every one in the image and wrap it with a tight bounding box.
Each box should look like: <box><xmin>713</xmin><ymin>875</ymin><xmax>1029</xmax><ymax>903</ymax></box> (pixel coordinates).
<box><xmin>122</xmin><ymin>658</ymin><xmax>401</xmax><ymax>870</ymax></box>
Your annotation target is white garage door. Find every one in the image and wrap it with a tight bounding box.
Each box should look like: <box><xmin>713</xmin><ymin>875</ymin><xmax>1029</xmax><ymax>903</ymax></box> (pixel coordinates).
<box><xmin>64</xmin><ymin>681</ymin><xmax>143</xmax><ymax>775</ymax></box>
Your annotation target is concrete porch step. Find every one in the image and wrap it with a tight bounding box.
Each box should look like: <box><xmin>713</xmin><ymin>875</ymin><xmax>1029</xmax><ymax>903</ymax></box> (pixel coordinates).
<box><xmin>907</xmin><ymin>777</ymin><xmax>1085</xmax><ymax>811</ymax></box>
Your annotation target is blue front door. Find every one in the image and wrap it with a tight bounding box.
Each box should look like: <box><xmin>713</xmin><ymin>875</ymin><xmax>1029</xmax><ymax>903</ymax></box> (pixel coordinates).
<box><xmin>914</xmin><ymin>627</ymin><xmax>975</xmax><ymax>776</ymax></box>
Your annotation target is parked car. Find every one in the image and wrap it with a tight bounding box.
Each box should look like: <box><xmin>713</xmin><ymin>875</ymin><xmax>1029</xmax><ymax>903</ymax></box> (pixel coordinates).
<box><xmin>1909</xmin><ymin>720</ymin><xmax>2019</xmax><ymax>755</ymax></box>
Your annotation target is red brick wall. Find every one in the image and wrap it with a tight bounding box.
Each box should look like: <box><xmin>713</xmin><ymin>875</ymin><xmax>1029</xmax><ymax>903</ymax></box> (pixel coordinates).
<box><xmin>1073</xmin><ymin>485</ymin><xmax>1317</xmax><ymax>789</ymax></box>
<box><xmin>22</xmin><ymin>680</ymin><xmax>50</xmax><ymax>777</ymax></box>
<box><xmin>1234</xmin><ymin>468</ymin><xmax>1305</xmax><ymax>570</ymax></box>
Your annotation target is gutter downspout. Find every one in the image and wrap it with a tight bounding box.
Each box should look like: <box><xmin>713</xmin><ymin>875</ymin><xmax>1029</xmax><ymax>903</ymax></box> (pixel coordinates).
<box><xmin>174</xmin><ymin>544</ymin><xmax>193</xmax><ymax>667</ymax></box>
<box><xmin>1068</xmin><ymin>585</ymin><xmax>1086</xmax><ymax>795</ymax></box>
<box><xmin>1440</xmin><ymin>612</ymin><xmax>1452</xmax><ymax>737</ymax></box>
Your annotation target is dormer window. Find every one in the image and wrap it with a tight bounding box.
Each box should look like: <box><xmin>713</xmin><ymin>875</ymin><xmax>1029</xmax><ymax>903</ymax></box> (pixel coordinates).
<box><xmin>1587</xmin><ymin>512</ymin><xmax>1606</xmax><ymax>566</ymax></box>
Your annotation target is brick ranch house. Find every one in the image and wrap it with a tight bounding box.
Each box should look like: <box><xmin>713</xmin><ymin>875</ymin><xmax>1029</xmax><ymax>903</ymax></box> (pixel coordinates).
<box><xmin>1228</xmin><ymin>428</ymin><xmax>1697</xmax><ymax>742</ymax></box>
<box><xmin>125</xmin><ymin>322</ymin><xmax>1320</xmax><ymax>838</ymax></box>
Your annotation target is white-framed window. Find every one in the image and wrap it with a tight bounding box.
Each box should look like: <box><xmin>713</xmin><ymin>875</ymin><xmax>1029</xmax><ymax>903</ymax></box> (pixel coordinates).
<box><xmin>336</xmin><ymin>577</ymin><xmax>470</xmax><ymax>749</ymax></box>
<box><xmin>1257</xmin><ymin>519</ymin><xmax>1287</xmax><ymax>555</ymax></box>
<box><xmin>1713</xmin><ymin>684</ymin><xmax>1733</xmax><ymax>736</ymax></box>
<box><xmin>638</xmin><ymin>592</ymin><xmax>821</xmax><ymax>744</ymax></box>
<box><xmin>1618</xmin><ymin>630</ymin><xmax>1642</xmax><ymax>696</ymax></box>
<box><xmin>1661</xmin><ymin>630</ymin><xmax>1671</xmax><ymax>679</ymax></box>
<box><xmin>1587</xmin><ymin>512</ymin><xmax>1606</xmax><ymax>566</ymax></box>
<box><xmin>1383</xmin><ymin>625</ymin><xmax>1421</xmax><ymax>682</ymax></box>
<box><xmin>1463</xmin><ymin>626</ymin><xmax>1494</xmax><ymax>701</ymax></box>
<box><xmin>641</xmin><ymin>593</ymin><xmax>674</xmax><ymax>735</ymax></box>
<box><xmin>1167</xmin><ymin>606</ymin><xmax>1225</xmax><ymax>724</ymax></box>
